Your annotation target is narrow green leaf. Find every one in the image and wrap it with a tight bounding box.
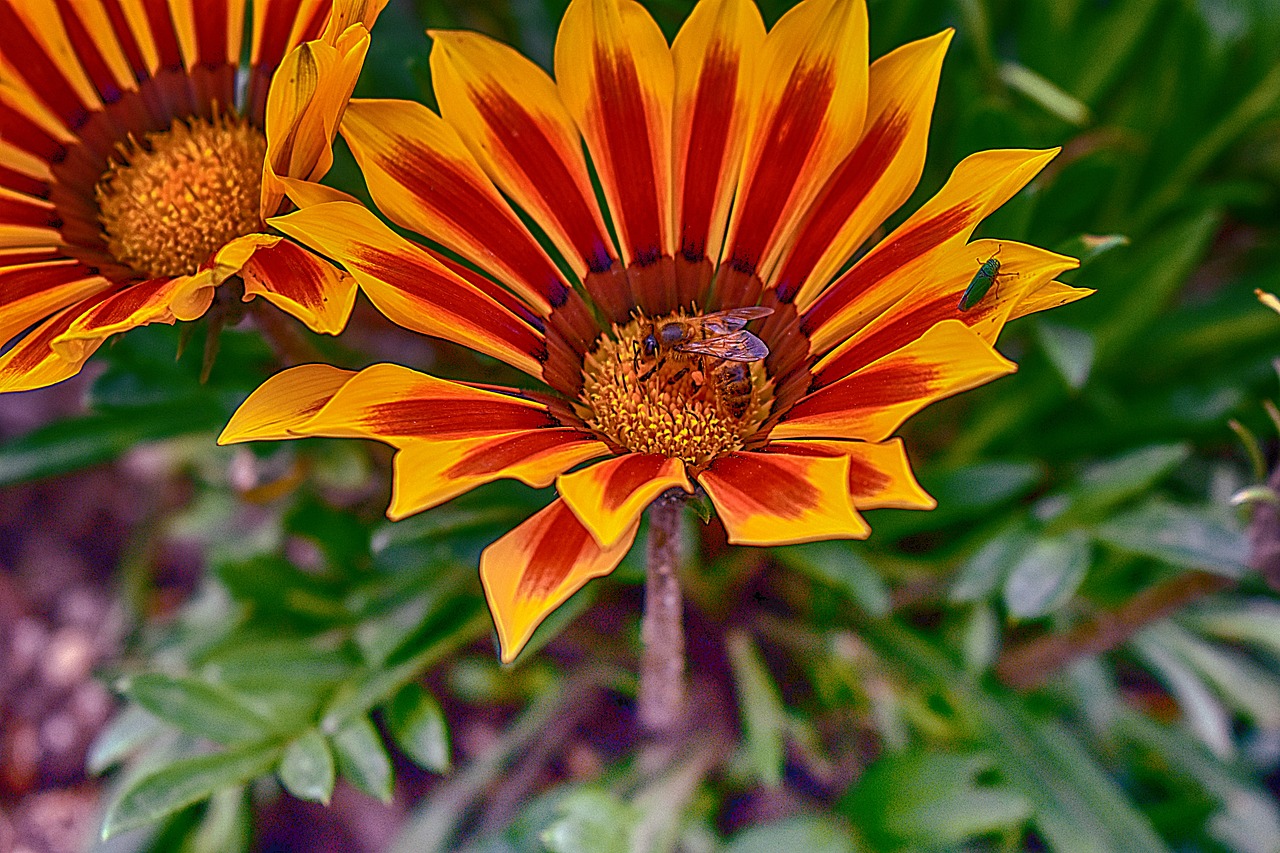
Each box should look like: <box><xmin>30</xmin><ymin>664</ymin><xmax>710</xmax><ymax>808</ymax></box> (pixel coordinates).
<box><xmin>1036</xmin><ymin>322</ymin><xmax>1096</xmax><ymax>390</ymax></box>
<box><xmin>1058</xmin><ymin>444</ymin><xmax>1190</xmax><ymax>525</ymax></box>
<box><xmin>120</xmin><ymin>674</ymin><xmax>274</xmax><ymax>745</ymax></box>
<box><xmin>279</xmin><ymin>731</ymin><xmax>336</xmax><ymax>805</ymax></box>
<box><xmin>999</xmin><ymin>62</ymin><xmax>1092</xmax><ymax>125</ymax></box>
<box><xmin>724</xmin><ymin>816</ymin><xmax>858</xmax><ymax>853</ymax></box>
<box><xmin>1097</xmin><ymin>501</ymin><xmax>1249</xmax><ymax>577</ymax></box>
<box><xmin>727</xmin><ymin>631</ymin><xmax>787</xmax><ymax>787</ymax></box>
<box><xmin>951</xmin><ymin>526</ymin><xmax>1034</xmax><ymax>603</ymax></box>
<box><xmin>1131</xmin><ymin>630</ymin><xmax>1234</xmax><ymax>758</ymax></box>
<box><xmin>188</xmin><ymin>787</ymin><xmax>251</xmax><ymax>853</ymax></box>
<box><xmin>88</xmin><ymin>705</ymin><xmax>164</xmax><ymax>775</ymax></box>
<box><xmin>102</xmin><ymin>744</ymin><xmax>280</xmax><ymax>839</ymax></box>
<box><xmin>774</xmin><ymin>541</ymin><xmax>890</xmax><ymax>616</ymax></box>
<box><xmin>385</xmin><ymin>684</ymin><xmax>451</xmax><ymax>773</ymax></box>
<box><xmin>1003</xmin><ymin>533</ymin><xmax>1092</xmax><ymax>619</ymax></box>
<box><xmin>331</xmin><ymin>716</ymin><xmax>394</xmax><ymax>803</ymax></box>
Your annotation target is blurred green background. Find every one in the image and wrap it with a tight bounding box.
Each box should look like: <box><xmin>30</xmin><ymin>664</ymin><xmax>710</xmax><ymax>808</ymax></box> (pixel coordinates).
<box><xmin>2</xmin><ymin>0</ymin><xmax>1280</xmax><ymax>850</ymax></box>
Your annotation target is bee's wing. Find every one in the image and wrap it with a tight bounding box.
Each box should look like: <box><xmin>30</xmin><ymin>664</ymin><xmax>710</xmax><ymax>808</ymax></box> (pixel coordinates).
<box><xmin>678</xmin><ymin>330</ymin><xmax>769</xmax><ymax>361</ymax></box>
<box><xmin>698</xmin><ymin>306</ymin><xmax>774</xmax><ymax>335</ymax></box>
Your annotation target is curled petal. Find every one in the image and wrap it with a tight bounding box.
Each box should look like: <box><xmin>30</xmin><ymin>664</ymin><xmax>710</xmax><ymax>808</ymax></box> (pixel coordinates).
<box><xmin>772</xmin><ymin>319</ymin><xmax>1016</xmax><ymax>442</ymax></box>
<box><xmin>698</xmin><ymin>450</ymin><xmax>869</xmax><ymax>546</ymax></box>
<box><xmin>481</xmin><ymin>498</ymin><xmax>638</xmax><ymax>663</ymax></box>
<box><xmin>557</xmin><ymin>454</ymin><xmax>693</xmax><ymax>548</ymax></box>
<box><xmin>240</xmin><ymin>237</ymin><xmax>358</xmax><ymax>335</ymax></box>
<box><xmin>0</xmin><ymin>290</ymin><xmax>118</xmax><ymax>393</ymax></box>
<box><xmin>219</xmin><ymin>363</ymin><xmax>358</xmax><ymax>443</ymax></box>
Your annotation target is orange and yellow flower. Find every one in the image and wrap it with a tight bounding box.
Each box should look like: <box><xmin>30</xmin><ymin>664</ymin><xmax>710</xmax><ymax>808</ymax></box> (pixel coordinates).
<box><xmin>0</xmin><ymin>0</ymin><xmax>386</xmax><ymax>392</ymax></box>
<box><xmin>221</xmin><ymin>0</ymin><xmax>1091</xmax><ymax>661</ymax></box>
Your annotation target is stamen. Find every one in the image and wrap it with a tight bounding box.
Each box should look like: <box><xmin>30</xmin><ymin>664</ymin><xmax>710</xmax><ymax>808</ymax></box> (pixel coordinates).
<box><xmin>96</xmin><ymin>114</ymin><xmax>266</xmax><ymax>279</ymax></box>
<box><xmin>578</xmin><ymin>312</ymin><xmax>773</xmax><ymax>469</ymax></box>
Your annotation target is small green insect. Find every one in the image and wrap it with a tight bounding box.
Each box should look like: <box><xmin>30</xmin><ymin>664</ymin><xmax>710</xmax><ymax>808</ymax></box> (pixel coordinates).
<box><xmin>959</xmin><ymin>245</ymin><xmax>1004</xmax><ymax>311</ymax></box>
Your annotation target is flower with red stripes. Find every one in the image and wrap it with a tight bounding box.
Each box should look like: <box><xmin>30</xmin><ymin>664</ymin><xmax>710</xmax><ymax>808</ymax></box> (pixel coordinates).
<box><xmin>221</xmin><ymin>0</ymin><xmax>1090</xmax><ymax>662</ymax></box>
<box><xmin>0</xmin><ymin>0</ymin><xmax>385</xmax><ymax>391</ymax></box>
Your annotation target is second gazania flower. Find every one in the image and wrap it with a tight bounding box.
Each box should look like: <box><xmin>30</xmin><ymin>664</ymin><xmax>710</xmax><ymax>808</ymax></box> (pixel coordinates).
<box><xmin>223</xmin><ymin>0</ymin><xmax>1090</xmax><ymax>661</ymax></box>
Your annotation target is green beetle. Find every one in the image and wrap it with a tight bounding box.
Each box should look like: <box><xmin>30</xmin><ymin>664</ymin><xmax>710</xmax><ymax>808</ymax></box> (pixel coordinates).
<box><xmin>959</xmin><ymin>245</ymin><xmax>1004</xmax><ymax>311</ymax></box>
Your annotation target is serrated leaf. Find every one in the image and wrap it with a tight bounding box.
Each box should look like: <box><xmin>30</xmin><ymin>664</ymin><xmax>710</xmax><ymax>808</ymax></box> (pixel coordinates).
<box><xmin>102</xmin><ymin>744</ymin><xmax>280</xmax><ymax>839</ymax></box>
<box><xmin>727</xmin><ymin>631</ymin><xmax>787</xmax><ymax>788</ymax></box>
<box><xmin>541</xmin><ymin>789</ymin><xmax>638</xmax><ymax>853</ymax></box>
<box><xmin>385</xmin><ymin>684</ymin><xmax>451</xmax><ymax>773</ymax></box>
<box><xmin>1003</xmin><ymin>534</ymin><xmax>1092</xmax><ymax>619</ymax></box>
<box><xmin>120</xmin><ymin>674</ymin><xmax>274</xmax><ymax>745</ymax></box>
<box><xmin>331</xmin><ymin>716</ymin><xmax>394</xmax><ymax>803</ymax></box>
<box><xmin>723</xmin><ymin>816</ymin><xmax>858</xmax><ymax>853</ymax></box>
<box><xmin>773</xmin><ymin>541</ymin><xmax>890</xmax><ymax>616</ymax></box>
<box><xmin>279</xmin><ymin>731</ymin><xmax>336</xmax><ymax>804</ymax></box>
<box><xmin>1037</xmin><ymin>322</ymin><xmax>1096</xmax><ymax>390</ymax></box>
<box><xmin>1097</xmin><ymin>501</ymin><xmax>1249</xmax><ymax>576</ymax></box>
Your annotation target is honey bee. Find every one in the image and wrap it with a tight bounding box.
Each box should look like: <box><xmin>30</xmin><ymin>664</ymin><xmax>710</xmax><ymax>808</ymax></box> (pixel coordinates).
<box><xmin>634</xmin><ymin>306</ymin><xmax>773</xmax><ymax>417</ymax></box>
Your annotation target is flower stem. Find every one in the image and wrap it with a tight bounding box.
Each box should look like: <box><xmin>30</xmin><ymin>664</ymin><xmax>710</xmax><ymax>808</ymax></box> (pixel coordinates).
<box><xmin>639</xmin><ymin>495</ymin><xmax>686</xmax><ymax>735</ymax></box>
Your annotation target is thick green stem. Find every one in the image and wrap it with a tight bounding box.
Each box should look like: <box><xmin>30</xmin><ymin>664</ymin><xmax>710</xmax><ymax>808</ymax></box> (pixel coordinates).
<box><xmin>638</xmin><ymin>496</ymin><xmax>686</xmax><ymax>735</ymax></box>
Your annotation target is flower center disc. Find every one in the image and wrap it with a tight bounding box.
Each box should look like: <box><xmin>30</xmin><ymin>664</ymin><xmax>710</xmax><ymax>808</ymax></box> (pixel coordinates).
<box><xmin>95</xmin><ymin>114</ymin><xmax>267</xmax><ymax>279</ymax></box>
<box><xmin>579</xmin><ymin>312</ymin><xmax>773</xmax><ymax>469</ymax></box>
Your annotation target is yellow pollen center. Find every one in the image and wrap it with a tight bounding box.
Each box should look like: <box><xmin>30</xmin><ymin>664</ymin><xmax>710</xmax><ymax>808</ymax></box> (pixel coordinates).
<box><xmin>578</xmin><ymin>312</ymin><xmax>773</xmax><ymax>469</ymax></box>
<box><xmin>95</xmin><ymin>114</ymin><xmax>267</xmax><ymax>278</ymax></box>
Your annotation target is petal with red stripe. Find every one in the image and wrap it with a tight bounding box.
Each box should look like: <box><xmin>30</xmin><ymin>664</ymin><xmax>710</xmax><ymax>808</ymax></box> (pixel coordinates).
<box><xmin>341</xmin><ymin>98</ymin><xmax>571</xmax><ymax>315</ymax></box>
<box><xmin>670</xmin><ymin>0</ymin><xmax>765</xmax><ymax>299</ymax></box>
<box><xmin>389</xmin><ymin>430</ymin><xmax>609</xmax><ymax>521</ymax></box>
<box><xmin>717</xmin><ymin>0</ymin><xmax>869</xmax><ymax>306</ymax></box>
<box><xmin>766</xmin><ymin>438</ymin><xmax>934</xmax><ymax>510</ymax></box>
<box><xmin>270</xmin><ymin>202</ymin><xmax>548</xmax><ymax>378</ymax></box>
<box><xmin>557</xmin><ymin>454</ymin><xmax>693</xmax><ymax>548</ymax></box>
<box><xmin>0</xmin><ymin>259</ymin><xmax>114</xmax><ymax>349</ymax></box>
<box><xmin>429</xmin><ymin>29</ymin><xmax>617</xmax><ymax>283</ymax></box>
<box><xmin>697</xmin><ymin>450</ymin><xmax>868</xmax><ymax>546</ymax></box>
<box><xmin>51</xmin><ymin>276</ymin><xmax>195</xmax><ymax>365</ymax></box>
<box><xmin>772</xmin><ymin>319</ymin><xmax>1015</xmax><ymax>442</ymax></box>
<box><xmin>812</xmin><ymin>239</ymin><xmax>1080</xmax><ymax>384</ymax></box>
<box><xmin>0</xmin><ymin>3</ymin><xmax>101</xmax><ymax>127</ymax></box>
<box><xmin>556</xmin><ymin>0</ymin><xmax>674</xmax><ymax>269</ymax></box>
<box><xmin>481</xmin><ymin>498</ymin><xmax>638</xmax><ymax>663</ymax></box>
<box><xmin>219</xmin><ymin>363</ymin><xmax>358</xmax><ymax>443</ymax></box>
<box><xmin>802</xmin><ymin>148</ymin><xmax>1060</xmax><ymax>353</ymax></box>
<box><xmin>774</xmin><ymin>30</ymin><xmax>953</xmax><ymax>307</ymax></box>
<box><xmin>0</xmin><ymin>288</ymin><xmax>121</xmax><ymax>393</ymax></box>
<box><xmin>240</xmin><ymin>237</ymin><xmax>358</xmax><ymax>335</ymax></box>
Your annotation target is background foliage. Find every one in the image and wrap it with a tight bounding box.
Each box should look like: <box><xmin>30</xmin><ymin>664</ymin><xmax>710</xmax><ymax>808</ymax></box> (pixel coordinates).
<box><xmin>3</xmin><ymin>0</ymin><xmax>1280</xmax><ymax>850</ymax></box>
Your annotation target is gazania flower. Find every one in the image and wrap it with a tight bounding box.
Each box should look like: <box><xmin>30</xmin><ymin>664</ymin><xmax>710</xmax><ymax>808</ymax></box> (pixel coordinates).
<box><xmin>221</xmin><ymin>0</ymin><xmax>1090</xmax><ymax>662</ymax></box>
<box><xmin>0</xmin><ymin>0</ymin><xmax>386</xmax><ymax>392</ymax></box>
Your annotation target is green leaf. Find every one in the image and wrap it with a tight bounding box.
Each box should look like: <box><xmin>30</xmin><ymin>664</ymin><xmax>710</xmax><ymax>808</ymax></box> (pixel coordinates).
<box><xmin>279</xmin><ymin>731</ymin><xmax>336</xmax><ymax>805</ymax></box>
<box><xmin>87</xmin><ymin>705</ymin><xmax>165</xmax><ymax>775</ymax></box>
<box><xmin>951</xmin><ymin>525</ymin><xmax>1034</xmax><ymax>603</ymax></box>
<box><xmin>846</xmin><ymin>750</ymin><xmax>1031</xmax><ymax>847</ymax></box>
<box><xmin>1131</xmin><ymin>630</ymin><xmax>1234</xmax><ymax>758</ymax></box>
<box><xmin>1003</xmin><ymin>533</ymin><xmax>1092</xmax><ymax>619</ymax></box>
<box><xmin>999</xmin><ymin>61</ymin><xmax>1092</xmax><ymax>125</ymax></box>
<box><xmin>331</xmin><ymin>715</ymin><xmax>394</xmax><ymax>803</ymax></box>
<box><xmin>773</xmin><ymin>541</ymin><xmax>890</xmax><ymax>616</ymax></box>
<box><xmin>102</xmin><ymin>744</ymin><xmax>281</xmax><ymax>839</ymax></box>
<box><xmin>120</xmin><ymin>674</ymin><xmax>275</xmax><ymax>745</ymax></box>
<box><xmin>541</xmin><ymin>788</ymin><xmax>639</xmax><ymax>853</ymax></box>
<box><xmin>726</xmin><ymin>631</ymin><xmax>787</xmax><ymax>788</ymax></box>
<box><xmin>1065</xmin><ymin>444</ymin><xmax>1191</xmax><ymax>522</ymax></box>
<box><xmin>1096</xmin><ymin>501</ymin><xmax>1249</xmax><ymax>577</ymax></box>
<box><xmin>723</xmin><ymin>816</ymin><xmax>858</xmax><ymax>853</ymax></box>
<box><xmin>385</xmin><ymin>684</ymin><xmax>451</xmax><ymax>773</ymax></box>
<box><xmin>1037</xmin><ymin>322</ymin><xmax>1096</xmax><ymax>390</ymax></box>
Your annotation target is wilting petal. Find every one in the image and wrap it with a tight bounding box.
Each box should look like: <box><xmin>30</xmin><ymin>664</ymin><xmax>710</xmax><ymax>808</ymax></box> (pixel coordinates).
<box><xmin>1008</xmin><ymin>279</ymin><xmax>1094</xmax><ymax>321</ymax></box>
<box><xmin>0</xmin><ymin>260</ymin><xmax>113</xmax><ymax>348</ymax></box>
<box><xmin>219</xmin><ymin>363</ymin><xmax>358</xmax><ymax>443</ymax></box>
<box><xmin>388</xmin><ymin>431</ymin><xmax>609</xmax><ymax>521</ymax></box>
<box><xmin>0</xmin><ymin>288</ymin><xmax>119</xmax><ymax>393</ymax></box>
<box><xmin>774</xmin><ymin>30</ymin><xmax>952</xmax><ymax>307</ymax></box>
<box><xmin>718</xmin><ymin>0</ymin><xmax>869</xmax><ymax>305</ymax></box>
<box><xmin>52</xmin><ymin>276</ymin><xmax>197</xmax><ymax>363</ymax></box>
<box><xmin>429</xmin><ymin>29</ymin><xmax>617</xmax><ymax>282</ymax></box>
<box><xmin>766</xmin><ymin>438</ymin><xmax>935</xmax><ymax>510</ymax></box>
<box><xmin>270</xmin><ymin>202</ymin><xmax>548</xmax><ymax>378</ymax></box>
<box><xmin>240</xmin><ymin>237</ymin><xmax>358</xmax><ymax>335</ymax></box>
<box><xmin>803</xmin><ymin>148</ymin><xmax>1059</xmax><ymax>352</ymax></box>
<box><xmin>481</xmin><ymin>498</ymin><xmax>638</xmax><ymax>663</ymax></box>
<box><xmin>296</xmin><ymin>362</ymin><xmax>560</xmax><ymax>442</ymax></box>
<box><xmin>698</xmin><ymin>450</ymin><xmax>868</xmax><ymax>546</ymax></box>
<box><xmin>669</xmin><ymin>0</ymin><xmax>765</xmax><ymax>299</ymax></box>
<box><xmin>557</xmin><ymin>454</ymin><xmax>693</xmax><ymax>548</ymax></box>
<box><xmin>341</xmin><ymin>98</ymin><xmax>571</xmax><ymax>314</ymax></box>
<box><xmin>556</xmin><ymin>0</ymin><xmax>674</xmax><ymax>268</ymax></box>
<box><xmin>772</xmin><ymin>319</ymin><xmax>1015</xmax><ymax>442</ymax></box>
<box><xmin>813</xmin><ymin>240</ymin><xmax>1079</xmax><ymax>383</ymax></box>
